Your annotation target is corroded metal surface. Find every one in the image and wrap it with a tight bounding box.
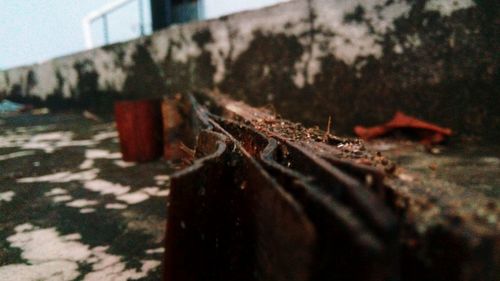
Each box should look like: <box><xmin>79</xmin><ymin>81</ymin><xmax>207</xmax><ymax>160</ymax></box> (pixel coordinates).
<box><xmin>165</xmin><ymin>120</ymin><xmax>315</xmax><ymax>281</ymax></box>
<box><xmin>164</xmin><ymin>94</ymin><xmax>399</xmax><ymax>281</ymax></box>
<box><xmin>164</xmin><ymin>92</ymin><xmax>499</xmax><ymax>281</ymax></box>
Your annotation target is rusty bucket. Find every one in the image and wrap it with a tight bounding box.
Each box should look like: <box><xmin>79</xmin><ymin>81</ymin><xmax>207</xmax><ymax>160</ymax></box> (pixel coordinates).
<box><xmin>114</xmin><ymin>99</ymin><xmax>163</xmax><ymax>162</ymax></box>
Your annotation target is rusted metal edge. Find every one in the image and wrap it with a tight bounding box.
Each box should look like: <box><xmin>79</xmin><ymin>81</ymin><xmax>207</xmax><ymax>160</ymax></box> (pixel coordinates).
<box><xmin>211</xmin><ymin>117</ymin><xmax>396</xmax><ymax>281</ymax></box>
<box><xmin>205</xmin><ymin>98</ymin><xmax>397</xmax><ymax>241</ymax></box>
<box><xmin>206</xmin><ymin>118</ymin><xmax>317</xmax><ymax>281</ymax></box>
<box><xmin>164</xmin><ymin>130</ymin><xmax>229</xmax><ymax>281</ymax></box>
<box><xmin>300</xmin><ymin>141</ymin><xmax>387</xmax><ymax>198</ymax></box>
<box><xmin>163</xmin><ymin>91</ymin><xmax>499</xmax><ymax>281</ymax></box>
<box><xmin>164</xmin><ymin>97</ymin><xmax>317</xmax><ymax>281</ymax></box>
<box><xmin>198</xmin><ymin>91</ymin><xmax>500</xmax><ymax>280</ymax></box>
<box><xmin>164</xmin><ymin>93</ymin><xmax>399</xmax><ymax>280</ymax></box>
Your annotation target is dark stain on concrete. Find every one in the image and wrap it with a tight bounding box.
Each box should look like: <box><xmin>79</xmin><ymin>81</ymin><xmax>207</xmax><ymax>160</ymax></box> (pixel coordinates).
<box><xmin>46</xmin><ymin>70</ymin><xmax>75</xmax><ymax>111</ymax></box>
<box><xmin>73</xmin><ymin>60</ymin><xmax>116</xmax><ymax>113</ymax></box>
<box><xmin>220</xmin><ymin>31</ymin><xmax>304</xmax><ymax>109</ymax></box>
<box><xmin>371</xmin><ymin>3</ymin><xmax>499</xmax><ymax>140</ymax></box>
<box><xmin>123</xmin><ymin>44</ymin><xmax>167</xmax><ymax>99</ymax></box>
<box><xmin>192</xmin><ymin>29</ymin><xmax>213</xmax><ymax>46</ymax></box>
<box><xmin>102</xmin><ymin>42</ymin><xmax>127</xmax><ymax>64</ymax></box>
<box><xmin>162</xmin><ymin>29</ymin><xmax>216</xmax><ymax>94</ymax></box>
<box><xmin>219</xmin><ymin>3</ymin><xmax>499</xmax><ymax>141</ymax></box>
<box><xmin>26</xmin><ymin>70</ymin><xmax>37</xmax><ymax>96</ymax></box>
<box><xmin>343</xmin><ymin>5</ymin><xmax>366</xmax><ymax>23</ymax></box>
<box><xmin>7</xmin><ymin>83</ymin><xmax>44</xmax><ymax>108</ymax></box>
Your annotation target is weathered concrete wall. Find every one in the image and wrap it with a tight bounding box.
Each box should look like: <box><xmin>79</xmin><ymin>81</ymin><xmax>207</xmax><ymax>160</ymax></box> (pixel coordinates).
<box><xmin>0</xmin><ymin>0</ymin><xmax>498</xmax><ymax>139</ymax></box>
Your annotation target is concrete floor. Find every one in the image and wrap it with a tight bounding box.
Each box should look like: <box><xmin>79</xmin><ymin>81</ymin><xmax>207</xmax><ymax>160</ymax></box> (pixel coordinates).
<box><xmin>367</xmin><ymin>139</ymin><xmax>500</xmax><ymax>229</ymax></box>
<box><xmin>0</xmin><ymin>113</ymin><xmax>173</xmax><ymax>280</ymax></box>
<box><xmin>368</xmin><ymin>139</ymin><xmax>500</xmax><ymax>198</ymax></box>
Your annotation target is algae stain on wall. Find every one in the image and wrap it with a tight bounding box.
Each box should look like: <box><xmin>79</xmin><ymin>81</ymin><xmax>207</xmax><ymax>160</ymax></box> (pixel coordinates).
<box><xmin>0</xmin><ymin>0</ymin><xmax>496</xmax><ymax>137</ymax></box>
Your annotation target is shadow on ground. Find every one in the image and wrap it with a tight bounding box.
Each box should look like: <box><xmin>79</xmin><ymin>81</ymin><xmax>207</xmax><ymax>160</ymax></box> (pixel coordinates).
<box><xmin>0</xmin><ymin>113</ymin><xmax>174</xmax><ymax>281</ymax></box>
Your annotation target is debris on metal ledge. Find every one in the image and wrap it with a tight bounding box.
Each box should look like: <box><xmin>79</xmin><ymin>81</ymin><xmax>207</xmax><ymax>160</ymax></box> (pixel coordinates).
<box><xmin>161</xmin><ymin>91</ymin><xmax>499</xmax><ymax>281</ymax></box>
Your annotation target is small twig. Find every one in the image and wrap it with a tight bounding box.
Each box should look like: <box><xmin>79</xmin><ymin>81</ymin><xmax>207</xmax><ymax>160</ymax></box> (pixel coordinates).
<box><xmin>179</xmin><ymin>142</ymin><xmax>195</xmax><ymax>159</ymax></box>
<box><xmin>323</xmin><ymin>115</ymin><xmax>332</xmax><ymax>142</ymax></box>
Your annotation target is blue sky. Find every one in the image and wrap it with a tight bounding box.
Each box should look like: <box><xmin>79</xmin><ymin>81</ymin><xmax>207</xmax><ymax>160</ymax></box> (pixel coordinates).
<box><xmin>0</xmin><ymin>0</ymin><xmax>287</xmax><ymax>70</ymax></box>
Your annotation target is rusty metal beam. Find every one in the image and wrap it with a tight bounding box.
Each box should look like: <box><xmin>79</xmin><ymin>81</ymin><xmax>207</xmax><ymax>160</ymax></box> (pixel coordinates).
<box><xmin>162</xmin><ymin>91</ymin><xmax>499</xmax><ymax>281</ymax></box>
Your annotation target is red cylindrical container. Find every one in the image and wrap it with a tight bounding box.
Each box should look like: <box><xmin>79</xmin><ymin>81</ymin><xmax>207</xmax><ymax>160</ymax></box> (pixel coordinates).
<box><xmin>114</xmin><ymin>99</ymin><xmax>163</xmax><ymax>162</ymax></box>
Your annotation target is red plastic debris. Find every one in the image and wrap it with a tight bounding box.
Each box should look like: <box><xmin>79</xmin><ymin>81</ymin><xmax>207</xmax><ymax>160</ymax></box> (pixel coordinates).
<box><xmin>354</xmin><ymin>111</ymin><xmax>452</xmax><ymax>144</ymax></box>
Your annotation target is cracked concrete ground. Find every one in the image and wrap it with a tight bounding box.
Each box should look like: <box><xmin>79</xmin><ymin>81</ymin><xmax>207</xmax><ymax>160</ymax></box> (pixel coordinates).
<box><xmin>0</xmin><ymin>113</ymin><xmax>173</xmax><ymax>280</ymax></box>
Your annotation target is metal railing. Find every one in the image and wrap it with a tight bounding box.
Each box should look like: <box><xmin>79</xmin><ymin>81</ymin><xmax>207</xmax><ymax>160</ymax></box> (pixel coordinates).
<box><xmin>82</xmin><ymin>0</ymin><xmax>146</xmax><ymax>49</ymax></box>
